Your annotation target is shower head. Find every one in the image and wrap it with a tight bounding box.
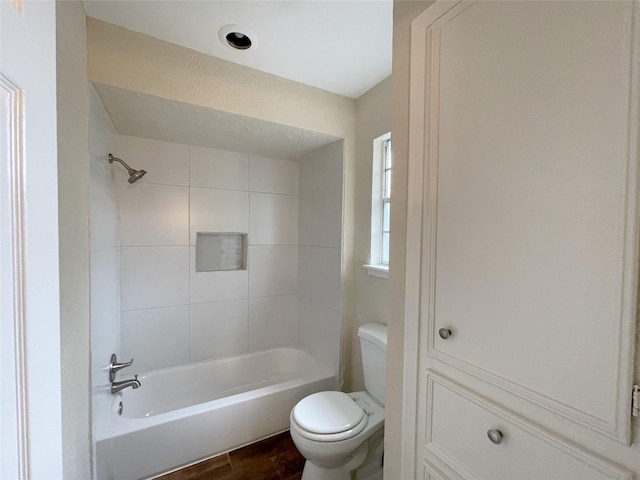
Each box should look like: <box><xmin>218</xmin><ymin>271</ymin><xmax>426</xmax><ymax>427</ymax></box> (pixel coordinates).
<box><xmin>127</xmin><ymin>168</ymin><xmax>147</xmax><ymax>184</ymax></box>
<box><xmin>108</xmin><ymin>153</ymin><xmax>147</xmax><ymax>184</ymax></box>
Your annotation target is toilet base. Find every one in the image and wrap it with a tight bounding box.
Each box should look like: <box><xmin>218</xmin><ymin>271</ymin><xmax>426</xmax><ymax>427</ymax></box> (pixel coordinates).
<box><xmin>300</xmin><ymin>429</ymin><xmax>384</xmax><ymax>480</ymax></box>
<box><xmin>301</xmin><ymin>461</ymin><xmax>351</xmax><ymax>480</ymax></box>
<box><xmin>300</xmin><ymin>457</ymin><xmax>383</xmax><ymax>480</ymax></box>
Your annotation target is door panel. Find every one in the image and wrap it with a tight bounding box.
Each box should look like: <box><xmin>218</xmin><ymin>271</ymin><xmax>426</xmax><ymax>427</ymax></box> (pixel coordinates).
<box><xmin>0</xmin><ymin>1</ymin><xmax>63</xmax><ymax>477</ymax></box>
<box><xmin>410</xmin><ymin>0</ymin><xmax>638</xmax><ymax>444</ymax></box>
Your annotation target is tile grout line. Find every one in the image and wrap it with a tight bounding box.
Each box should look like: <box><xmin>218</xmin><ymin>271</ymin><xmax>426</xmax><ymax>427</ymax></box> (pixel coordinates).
<box><xmin>188</xmin><ymin>146</ymin><xmax>192</xmax><ymax>364</ymax></box>
<box><xmin>247</xmin><ymin>154</ymin><xmax>252</xmax><ymax>354</ymax></box>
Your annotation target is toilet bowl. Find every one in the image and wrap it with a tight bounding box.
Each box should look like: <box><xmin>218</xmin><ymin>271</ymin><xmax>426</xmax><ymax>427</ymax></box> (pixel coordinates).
<box><xmin>290</xmin><ymin>323</ymin><xmax>387</xmax><ymax>480</ymax></box>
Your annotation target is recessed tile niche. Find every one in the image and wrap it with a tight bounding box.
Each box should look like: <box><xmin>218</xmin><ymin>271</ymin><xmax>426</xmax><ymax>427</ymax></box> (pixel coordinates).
<box><xmin>195</xmin><ymin>232</ymin><xmax>247</xmax><ymax>272</ymax></box>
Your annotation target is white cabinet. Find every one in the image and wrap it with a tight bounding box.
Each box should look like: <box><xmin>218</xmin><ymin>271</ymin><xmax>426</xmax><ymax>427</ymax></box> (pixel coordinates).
<box><xmin>425</xmin><ymin>372</ymin><xmax>630</xmax><ymax>480</ymax></box>
<box><xmin>405</xmin><ymin>0</ymin><xmax>639</xmax><ymax>477</ymax></box>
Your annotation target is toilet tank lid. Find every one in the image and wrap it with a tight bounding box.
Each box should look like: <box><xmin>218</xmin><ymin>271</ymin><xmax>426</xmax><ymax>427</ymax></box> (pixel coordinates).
<box><xmin>357</xmin><ymin>323</ymin><xmax>387</xmax><ymax>351</ymax></box>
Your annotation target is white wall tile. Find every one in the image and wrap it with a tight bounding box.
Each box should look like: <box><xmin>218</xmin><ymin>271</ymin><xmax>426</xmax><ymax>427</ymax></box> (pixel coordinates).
<box><xmin>298</xmin><ymin>159</ymin><xmax>314</xmax><ymax>246</ymax></box>
<box><xmin>189</xmin><ymin>247</ymin><xmax>248</xmax><ymax>303</ymax></box>
<box><xmin>90</xmin><ymin>158</ymin><xmax>119</xmax><ymax>252</ymax></box>
<box><xmin>92</xmin><ymin>338</ymin><xmax>117</xmax><ymax>394</ymax></box>
<box><xmin>299</xmin><ymin>143</ymin><xmax>343</xmax><ymax>248</ymax></box>
<box><xmin>313</xmin><ymin>182</ymin><xmax>343</xmax><ymax>248</ymax></box>
<box><xmin>249</xmin><ymin>295</ymin><xmax>298</xmax><ymax>351</ymax></box>
<box><xmin>299</xmin><ymin>157</ymin><xmax>314</xmax><ymax>197</ymax></box>
<box><xmin>250</xmin><ymin>193</ymin><xmax>298</xmax><ymax>245</ymax></box>
<box><xmin>114</xmin><ymin>135</ymin><xmax>189</xmax><ymax>186</ymax></box>
<box><xmin>89</xmin><ymin>87</ymin><xmax>121</xmax><ymax>414</ymax></box>
<box><xmin>119</xmin><ymin>182</ymin><xmax>189</xmax><ymax>246</ymax></box>
<box><xmin>190</xmin><ymin>187</ymin><xmax>249</xmax><ymax>245</ymax></box>
<box><xmin>298</xmin><ymin>297</ymin><xmax>341</xmax><ymax>374</ymax></box>
<box><xmin>121</xmin><ymin>247</ymin><xmax>189</xmax><ymax>310</ymax></box>
<box><xmin>190</xmin><ymin>299</ymin><xmax>248</xmax><ymax>361</ymax></box>
<box><xmin>104</xmin><ymin>136</ymin><xmax>346</xmax><ymax>379</ymax></box>
<box><xmin>250</xmin><ymin>156</ymin><xmax>299</xmax><ymax>195</ymax></box>
<box><xmin>311</xmin><ymin>141</ymin><xmax>344</xmax><ymax>192</ymax></box>
<box><xmin>190</xmin><ymin>146</ymin><xmax>249</xmax><ymax>191</ymax></box>
<box><xmin>298</xmin><ymin>246</ymin><xmax>313</xmax><ymax>300</ymax></box>
<box><xmin>311</xmin><ymin>247</ymin><xmax>342</xmax><ymax>312</ymax></box>
<box><xmin>249</xmin><ymin>246</ymin><xmax>298</xmax><ymax>297</ymax></box>
<box><xmin>121</xmin><ymin>305</ymin><xmax>190</xmax><ymax>373</ymax></box>
<box><xmin>90</xmin><ymin>247</ymin><xmax>121</xmax><ymax>396</ymax></box>
<box><xmin>91</xmin><ymin>248</ymin><xmax>120</xmax><ymax>349</ymax></box>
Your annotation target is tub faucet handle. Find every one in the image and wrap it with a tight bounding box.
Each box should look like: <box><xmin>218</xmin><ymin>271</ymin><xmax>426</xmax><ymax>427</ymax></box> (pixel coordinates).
<box><xmin>109</xmin><ymin>353</ymin><xmax>134</xmax><ymax>382</ymax></box>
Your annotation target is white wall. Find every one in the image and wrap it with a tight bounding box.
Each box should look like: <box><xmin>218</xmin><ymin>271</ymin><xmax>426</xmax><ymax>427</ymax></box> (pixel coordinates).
<box><xmin>114</xmin><ymin>136</ymin><xmax>302</xmax><ymax>373</ymax></box>
<box><xmin>88</xmin><ymin>86</ymin><xmax>120</xmax><ymax>446</ymax></box>
<box><xmin>386</xmin><ymin>1</ymin><xmax>434</xmax><ymax>479</ymax></box>
<box><xmin>349</xmin><ymin>77</ymin><xmax>392</xmax><ymax>392</ymax></box>
<box><xmin>298</xmin><ymin>141</ymin><xmax>344</xmax><ymax>376</ymax></box>
<box><xmin>56</xmin><ymin>1</ymin><xmax>92</xmax><ymax>477</ymax></box>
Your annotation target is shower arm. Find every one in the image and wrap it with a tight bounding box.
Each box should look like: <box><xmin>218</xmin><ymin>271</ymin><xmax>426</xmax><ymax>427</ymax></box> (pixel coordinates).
<box><xmin>108</xmin><ymin>153</ymin><xmax>135</xmax><ymax>173</ymax></box>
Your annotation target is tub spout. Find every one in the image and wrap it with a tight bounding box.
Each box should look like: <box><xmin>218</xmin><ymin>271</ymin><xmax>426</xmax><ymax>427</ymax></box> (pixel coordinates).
<box><xmin>111</xmin><ymin>375</ymin><xmax>141</xmax><ymax>394</ymax></box>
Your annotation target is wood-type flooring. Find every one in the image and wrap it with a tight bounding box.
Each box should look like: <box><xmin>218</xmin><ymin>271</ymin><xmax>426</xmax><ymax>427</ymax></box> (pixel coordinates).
<box><xmin>157</xmin><ymin>431</ymin><xmax>305</xmax><ymax>480</ymax></box>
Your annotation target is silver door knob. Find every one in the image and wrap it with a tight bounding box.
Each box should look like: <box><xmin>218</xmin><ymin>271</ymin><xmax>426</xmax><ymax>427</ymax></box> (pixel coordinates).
<box><xmin>438</xmin><ymin>328</ymin><xmax>452</xmax><ymax>340</ymax></box>
<box><xmin>487</xmin><ymin>429</ymin><xmax>503</xmax><ymax>445</ymax></box>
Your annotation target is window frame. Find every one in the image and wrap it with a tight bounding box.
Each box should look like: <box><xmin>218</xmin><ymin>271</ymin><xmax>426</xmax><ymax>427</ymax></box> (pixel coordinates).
<box><xmin>365</xmin><ymin>132</ymin><xmax>391</xmax><ymax>279</ymax></box>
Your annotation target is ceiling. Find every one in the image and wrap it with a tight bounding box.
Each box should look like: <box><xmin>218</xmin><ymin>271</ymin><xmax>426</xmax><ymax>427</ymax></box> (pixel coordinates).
<box><xmin>93</xmin><ymin>83</ymin><xmax>341</xmax><ymax>160</ymax></box>
<box><xmin>82</xmin><ymin>0</ymin><xmax>393</xmax><ymax>99</ymax></box>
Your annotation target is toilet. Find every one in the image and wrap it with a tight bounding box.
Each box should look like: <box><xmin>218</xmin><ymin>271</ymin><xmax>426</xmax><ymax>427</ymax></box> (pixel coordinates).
<box><xmin>290</xmin><ymin>323</ymin><xmax>387</xmax><ymax>480</ymax></box>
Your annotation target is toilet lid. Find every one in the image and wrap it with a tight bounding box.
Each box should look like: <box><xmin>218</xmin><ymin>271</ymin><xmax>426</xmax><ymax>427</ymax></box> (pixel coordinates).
<box><xmin>292</xmin><ymin>391</ymin><xmax>365</xmax><ymax>434</ymax></box>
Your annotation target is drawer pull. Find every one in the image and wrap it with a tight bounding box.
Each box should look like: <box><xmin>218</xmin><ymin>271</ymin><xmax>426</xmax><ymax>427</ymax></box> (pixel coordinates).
<box><xmin>438</xmin><ymin>328</ymin><xmax>452</xmax><ymax>340</ymax></box>
<box><xmin>487</xmin><ymin>429</ymin><xmax>503</xmax><ymax>445</ymax></box>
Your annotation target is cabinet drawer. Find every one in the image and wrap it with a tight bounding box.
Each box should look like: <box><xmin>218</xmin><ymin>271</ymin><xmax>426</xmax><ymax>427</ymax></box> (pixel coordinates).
<box><xmin>425</xmin><ymin>372</ymin><xmax>630</xmax><ymax>480</ymax></box>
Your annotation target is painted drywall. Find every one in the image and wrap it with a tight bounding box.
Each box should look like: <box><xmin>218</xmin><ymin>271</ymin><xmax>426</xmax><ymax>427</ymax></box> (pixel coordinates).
<box><xmin>83</xmin><ymin>1</ymin><xmax>392</xmax><ymax>99</ymax></box>
<box><xmin>348</xmin><ymin>77</ymin><xmax>392</xmax><ymax>392</ymax></box>
<box><xmin>86</xmin><ymin>18</ymin><xmax>355</xmax><ymax>139</ymax></box>
<box><xmin>56</xmin><ymin>1</ymin><xmax>92</xmax><ymax>478</ymax></box>
<box><xmin>385</xmin><ymin>2</ymin><xmax>435</xmax><ymax>479</ymax></box>
<box><xmin>91</xmin><ymin>84</ymin><xmax>340</xmax><ymax>161</ymax></box>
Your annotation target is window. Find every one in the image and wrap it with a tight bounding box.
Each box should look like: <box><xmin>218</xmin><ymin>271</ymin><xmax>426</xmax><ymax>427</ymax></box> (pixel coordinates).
<box><xmin>365</xmin><ymin>132</ymin><xmax>391</xmax><ymax>279</ymax></box>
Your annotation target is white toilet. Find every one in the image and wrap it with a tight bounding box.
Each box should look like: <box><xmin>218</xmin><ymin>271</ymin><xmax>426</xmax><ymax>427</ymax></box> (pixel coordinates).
<box><xmin>290</xmin><ymin>323</ymin><xmax>387</xmax><ymax>480</ymax></box>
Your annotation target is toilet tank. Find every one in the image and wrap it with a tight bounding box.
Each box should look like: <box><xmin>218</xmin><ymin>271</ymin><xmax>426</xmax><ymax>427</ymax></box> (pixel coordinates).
<box><xmin>357</xmin><ymin>323</ymin><xmax>387</xmax><ymax>406</ymax></box>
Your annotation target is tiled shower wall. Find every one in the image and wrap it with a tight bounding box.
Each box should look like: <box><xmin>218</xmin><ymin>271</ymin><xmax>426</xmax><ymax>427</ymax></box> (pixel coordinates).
<box><xmin>298</xmin><ymin>142</ymin><xmax>344</xmax><ymax>376</ymax></box>
<box><xmin>115</xmin><ymin>135</ymin><xmax>301</xmax><ymax>373</ymax></box>
<box><xmin>88</xmin><ymin>87</ymin><xmax>120</xmax><ymax>430</ymax></box>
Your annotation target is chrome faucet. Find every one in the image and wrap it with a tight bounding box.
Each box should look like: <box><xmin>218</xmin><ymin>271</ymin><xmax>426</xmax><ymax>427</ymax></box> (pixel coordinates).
<box><xmin>111</xmin><ymin>375</ymin><xmax>141</xmax><ymax>394</ymax></box>
<box><xmin>109</xmin><ymin>353</ymin><xmax>141</xmax><ymax>394</ymax></box>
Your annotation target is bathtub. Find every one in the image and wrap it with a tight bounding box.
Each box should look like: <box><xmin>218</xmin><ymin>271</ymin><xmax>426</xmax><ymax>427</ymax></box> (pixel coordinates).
<box><xmin>95</xmin><ymin>348</ymin><xmax>336</xmax><ymax>480</ymax></box>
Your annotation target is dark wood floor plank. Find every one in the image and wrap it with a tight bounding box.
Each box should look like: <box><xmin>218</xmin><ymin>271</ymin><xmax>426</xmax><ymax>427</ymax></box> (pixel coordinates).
<box><xmin>157</xmin><ymin>431</ymin><xmax>306</xmax><ymax>480</ymax></box>
<box><xmin>157</xmin><ymin>453</ymin><xmax>232</xmax><ymax>480</ymax></box>
<box><xmin>271</xmin><ymin>448</ymin><xmax>305</xmax><ymax>479</ymax></box>
<box><xmin>230</xmin><ymin>431</ymin><xmax>293</xmax><ymax>460</ymax></box>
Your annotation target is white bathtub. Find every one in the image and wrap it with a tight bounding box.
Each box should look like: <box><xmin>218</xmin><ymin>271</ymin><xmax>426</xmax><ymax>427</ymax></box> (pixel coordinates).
<box><xmin>95</xmin><ymin>348</ymin><xmax>336</xmax><ymax>480</ymax></box>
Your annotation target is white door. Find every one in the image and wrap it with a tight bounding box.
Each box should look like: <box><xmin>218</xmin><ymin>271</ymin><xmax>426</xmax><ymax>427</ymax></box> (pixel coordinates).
<box><xmin>1</xmin><ymin>1</ymin><xmax>63</xmax><ymax>478</ymax></box>
<box><xmin>405</xmin><ymin>0</ymin><xmax>639</xmax><ymax>478</ymax></box>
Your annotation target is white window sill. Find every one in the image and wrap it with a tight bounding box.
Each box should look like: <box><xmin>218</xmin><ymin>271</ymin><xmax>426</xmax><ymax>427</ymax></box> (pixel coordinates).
<box><xmin>364</xmin><ymin>264</ymin><xmax>389</xmax><ymax>279</ymax></box>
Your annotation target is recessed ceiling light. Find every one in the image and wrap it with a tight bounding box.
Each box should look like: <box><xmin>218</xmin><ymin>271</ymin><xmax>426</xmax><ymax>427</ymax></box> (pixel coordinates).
<box><xmin>218</xmin><ymin>24</ymin><xmax>258</xmax><ymax>51</ymax></box>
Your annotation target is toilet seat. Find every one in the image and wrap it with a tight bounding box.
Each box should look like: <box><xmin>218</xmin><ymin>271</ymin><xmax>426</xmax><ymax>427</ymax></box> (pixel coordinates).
<box><xmin>292</xmin><ymin>391</ymin><xmax>368</xmax><ymax>442</ymax></box>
